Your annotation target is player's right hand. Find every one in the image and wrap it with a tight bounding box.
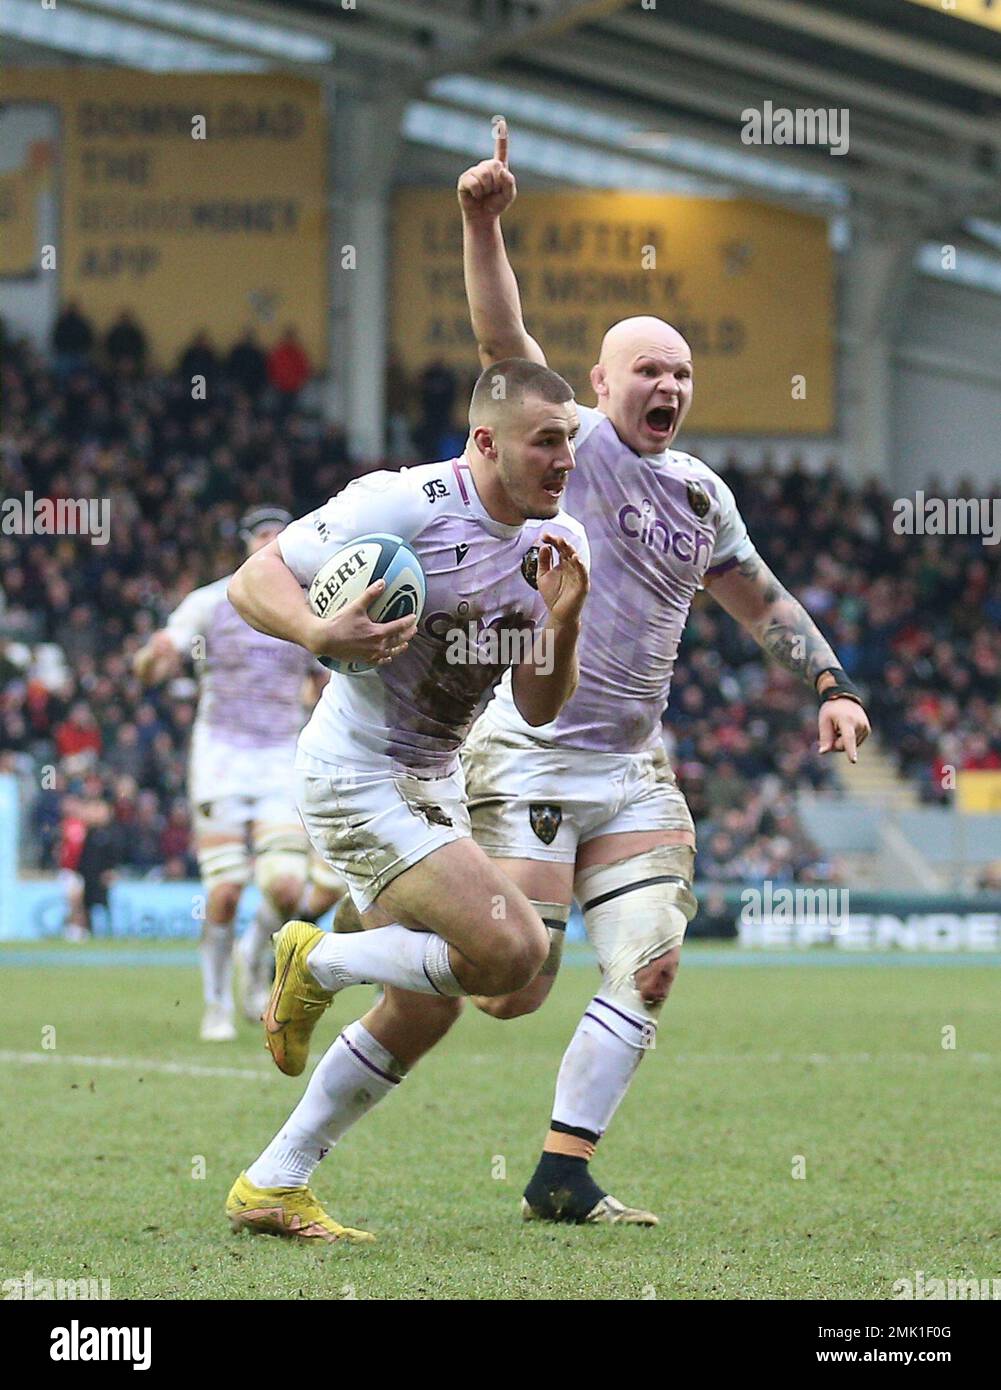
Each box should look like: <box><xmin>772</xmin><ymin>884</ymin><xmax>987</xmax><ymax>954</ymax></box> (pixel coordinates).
<box><xmin>457</xmin><ymin>117</ymin><xmax>516</xmax><ymax>220</ymax></box>
<box><xmin>308</xmin><ymin>580</ymin><xmax>418</xmax><ymax>666</ymax></box>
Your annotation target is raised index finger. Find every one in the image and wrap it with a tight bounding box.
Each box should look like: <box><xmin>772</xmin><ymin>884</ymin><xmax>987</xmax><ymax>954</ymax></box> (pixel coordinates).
<box><xmin>493</xmin><ymin>115</ymin><xmax>508</xmax><ymax>167</ymax></box>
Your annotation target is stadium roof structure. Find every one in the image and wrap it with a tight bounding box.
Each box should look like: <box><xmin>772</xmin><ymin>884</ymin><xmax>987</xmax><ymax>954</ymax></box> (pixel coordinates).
<box><xmin>4</xmin><ymin>0</ymin><xmax>1001</xmax><ymax>280</ymax></box>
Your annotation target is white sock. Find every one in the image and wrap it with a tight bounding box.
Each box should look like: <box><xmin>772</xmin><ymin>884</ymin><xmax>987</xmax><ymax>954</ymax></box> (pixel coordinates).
<box><xmin>240</xmin><ymin>897</ymin><xmax>281</xmax><ymax>968</ymax></box>
<box><xmin>306</xmin><ymin>924</ymin><xmax>463</xmax><ymax>996</ymax></box>
<box><xmin>551</xmin><ymin>994</ymin><xmax>654</xmax><ymax>1137</ymax></box>
<box><xmin>247</xmin><ymin>1021</ymin><xmax>405</xmax><ymax>1188</ymax></box>
<box><xmin>200</xmin><ymin>920</ymin><xmax>234</xmax><ymax>1009</ymax></box>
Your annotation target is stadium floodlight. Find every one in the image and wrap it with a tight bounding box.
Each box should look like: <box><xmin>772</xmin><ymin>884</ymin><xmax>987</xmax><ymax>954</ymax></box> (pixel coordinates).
<box><xmin>0</xmin><ymin>0</ymin><xmax>267</xmax><ymax>71</ymax></box>
<box><xmin>404</xmin><ymin>102</ymin><xmax>730</xmax><ymax>196</ymax></box>
<box><xmin>65</xmin><ymin>0</ymin><xmax>333</xmax><ymax>63</ymax></box>
<box><xmin>965</xmin><ymin>219</ymin><xmax>1001</xmax><ymax>255</ymax></box>
<box><xmin>915</xmin><ymin>240</ymin><xmax>1001</xmax><ymax>297</ymax></box>
<box><xmin>429</xmin><ymin>74</ymin><xmax>849</xmax><ymax>207</ymax></box>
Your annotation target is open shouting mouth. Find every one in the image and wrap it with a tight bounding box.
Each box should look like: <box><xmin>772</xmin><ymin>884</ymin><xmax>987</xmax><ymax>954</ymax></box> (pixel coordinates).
<box><xmin>645</xmin><ymin>404</ymin><xmax>678</xmax><ymax>438</ymax></box>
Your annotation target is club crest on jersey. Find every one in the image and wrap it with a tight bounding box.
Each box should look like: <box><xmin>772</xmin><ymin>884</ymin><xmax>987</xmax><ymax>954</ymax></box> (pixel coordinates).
<box><xmin>521</xmin><ymin>546</ymin><xmax>540</xmax><ymax>589</ymax></box>
<box><xmin>529</xmin><ymin>803</ymin><xmax>562</xmax><ymax>845</ymax></box>
<box><xmin>686</xmin><ymin>479</ymin><xmax>711</xmax><ymax>518</ymax></box>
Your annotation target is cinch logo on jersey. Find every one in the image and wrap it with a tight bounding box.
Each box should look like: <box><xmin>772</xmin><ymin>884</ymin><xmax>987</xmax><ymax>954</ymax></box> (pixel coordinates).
<box><xmin>311</xmin><ymin>548</ymin><xmax>367</xmax><ymax>617</ymax></box>
<box><xmin>50</xmin><ymin>1320</ymin><xmax>151</xmax><ymax>1371</ymax></box>
<box><xmin>618</xmin><ymin>499</ymin><xmax>713</xmax><ymax>565</ymax></box>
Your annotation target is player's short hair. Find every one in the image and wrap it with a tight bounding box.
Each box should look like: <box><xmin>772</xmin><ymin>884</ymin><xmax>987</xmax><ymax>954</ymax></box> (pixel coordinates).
<box><xmin>239</xmin><ymin>505</ymin><xmax>293</xmax><ymax>541</ymax></box>
<box><xmin>469</xmin><ymin>358</ymin><xmax>573</xmax><ymax>425</ymax></box>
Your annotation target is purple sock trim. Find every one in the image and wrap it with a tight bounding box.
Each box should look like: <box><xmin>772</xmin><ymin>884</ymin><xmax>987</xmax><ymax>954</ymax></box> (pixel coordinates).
<box><xmin>592</xmin><ymin>995</ymin><xmax>646</xmax><ymax>1032</ymax></box>
<box><xmin>339</xmin><ymin>1032</ymin><xmax>400</xmax><ymax>1086</ymax></box>
<box><xmin>582</xmin><ymin>1011</ymin><xmax>621</xmax><ymax>1041</ymax></box>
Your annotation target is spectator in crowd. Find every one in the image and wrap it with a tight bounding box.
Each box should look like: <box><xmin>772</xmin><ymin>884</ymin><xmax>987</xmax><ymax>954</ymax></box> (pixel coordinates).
<box><xmin>64</xmin><ymin>797</ymin><xmax>124</xmax><ymax>939</ymax></box>
<box><xmin>227</xmin><ymin>328</ymin><xmax>268</xmax><ymax>395</ymax></box>
<box><xmin>177</xmin><ymin>331</ymin><xmax>218</xmax><ymax>390</ymax></box>
<box><xmin>385</xmin><ymin>347</ymin><xmax>415</xmax><ymax>462</ymax></box>
<box><xmin>417</xmin><ymin>357</ymin><xmax>457</xmax><ymax>456</ymax></box>
<box><xmin>266</xmin><ymin>326</ymin><xmax>311</xmax><ymax>399</ymax></box>
<box><xmin>51</xmin><ymin>301</ymin><xmax>95</xmax><ymax>376</ymax></box>
<box><xmin>54</xmin><ymin>700</ymin><xmax>102</xmax><ymax>766</ymax></box>
<box><xmin>3</xmin><ymin>324</ymin><xmax>998</xmax><ymax>891</ymax></box>
<box><xmin>104</xmin><ymin>309</ymin><xmax>147</xmax><ymax>377</ymax></box>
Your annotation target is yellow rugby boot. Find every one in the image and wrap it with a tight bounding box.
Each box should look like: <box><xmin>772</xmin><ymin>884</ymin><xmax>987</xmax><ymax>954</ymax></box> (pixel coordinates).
<box><xmin>225</xmin><ymin>1173</ymin><xmax>374</xmax><ymax>1244</ymax></box>
<box><xmin>262</xmin><ymin>921</ymin><xmax>334</xmax><ymax>1076</ymax></box>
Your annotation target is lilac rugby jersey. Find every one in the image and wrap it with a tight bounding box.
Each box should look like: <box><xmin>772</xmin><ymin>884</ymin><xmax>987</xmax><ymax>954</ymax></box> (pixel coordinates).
<box><xmin>165</xmin><ymin>576</ymin><xmax>318</xmax><ymax>748</ymax></box>
<box><xmin>278</xmin><ymin>458</ymin><xmax>589</xmax><ymax>775</ymax></box>
<box><xmin>488</xmin><ymin>406</ymin><xmax>756</xmax><ymax>753</ymax></box>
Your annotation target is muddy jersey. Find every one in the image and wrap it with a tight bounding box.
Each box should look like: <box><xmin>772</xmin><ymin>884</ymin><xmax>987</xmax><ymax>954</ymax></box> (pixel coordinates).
<box><xmin>278</xmin><ymin>458</ymin><xmax>589</xmax><ymax>776</ymax></box>
<box><xmin>164</xmin><ymin>576</ymin><xmax>317</xmax><ymax>754</ymax></box>
<box><xmin>486</xmin><ymin>405</ymin><xmax>756</xmax><ymax>753</ymax></box>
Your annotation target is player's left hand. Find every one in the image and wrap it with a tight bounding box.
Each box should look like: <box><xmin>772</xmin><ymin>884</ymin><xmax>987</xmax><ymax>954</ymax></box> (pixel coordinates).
<box><xmin>818</xmin><ymin>699</ymin><xmax>870</xmax><ymax>764</ymax></box>
<box><xmin>537</xmin><ymin>533</ymin><xmax>589</xmax><ymax>627</ymax></box>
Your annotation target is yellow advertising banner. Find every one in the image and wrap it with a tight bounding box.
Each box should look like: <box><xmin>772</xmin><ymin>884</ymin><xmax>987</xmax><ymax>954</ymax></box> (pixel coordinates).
<box><xmin>956</xmin><ymin>772</ymin><xmax>1001</xmax><ymax>814</ymax></box>
<box><xmin>903</xmin><ymin>0</ymin><xmax>1001</xmax><ymax>33</ymax></box>
<box><xmin>392</xmin><ymin>190</ymin><xmax>833</xmax><ymax>433</ymax></box>
<box><xmin>0</xmin><ymin>166</ymin><xmax>41</xmax><ymax>278</ymax></box>
<box><xmin>0</xmin><ymin>70</ymin><xmax>327</xmax><ymax>367</ymax></box>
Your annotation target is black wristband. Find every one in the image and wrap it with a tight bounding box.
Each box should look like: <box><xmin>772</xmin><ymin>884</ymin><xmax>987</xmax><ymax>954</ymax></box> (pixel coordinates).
<box><xmin>817</xmin><ymin>666</ymin><xmax>864</xmax><ymax>707</ymax></box>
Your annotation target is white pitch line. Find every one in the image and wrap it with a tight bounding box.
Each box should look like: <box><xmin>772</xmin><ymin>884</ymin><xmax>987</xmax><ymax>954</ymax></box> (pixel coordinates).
<box><xmin>1</xmin><ymin>1049</ymin><xmax>995</xmax><ymax>1079</ymax></box>
<box><xmin>0</xmin><ymin>1050</ymin><xmax>279</xmax><ymax>1082</ymax></box>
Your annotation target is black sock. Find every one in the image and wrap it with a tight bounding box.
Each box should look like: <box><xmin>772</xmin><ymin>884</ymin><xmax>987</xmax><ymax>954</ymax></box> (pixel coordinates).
<box><xmin>523</xmin><ymin>1152</ymin><xmax>607</xmax><ymax>1222</ymax></box>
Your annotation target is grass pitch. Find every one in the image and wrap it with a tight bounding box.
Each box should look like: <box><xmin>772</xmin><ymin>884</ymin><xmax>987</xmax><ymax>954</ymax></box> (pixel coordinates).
<box><xmin>1</xmin><ymin>941</ymin><xmax>999</xmax><ymax>1300</ymax></box>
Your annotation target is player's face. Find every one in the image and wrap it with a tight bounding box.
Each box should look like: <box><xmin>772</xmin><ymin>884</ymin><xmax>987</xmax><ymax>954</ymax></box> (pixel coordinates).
<box><xmin>494</xmin><ymin>396</ymin><xmax>579</xmax><ymax>520</ymax></box>
<box><xmin>594</xmin><ymin>343</ymin><xmax>693</xmax><ymax>454</ymax></box>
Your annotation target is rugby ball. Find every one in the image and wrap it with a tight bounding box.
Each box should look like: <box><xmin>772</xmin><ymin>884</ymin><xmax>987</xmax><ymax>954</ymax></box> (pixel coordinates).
<box><xmin>308</xmin><ymin>533</ymin><xmax>426</xmax><ymax>675</ymax></box>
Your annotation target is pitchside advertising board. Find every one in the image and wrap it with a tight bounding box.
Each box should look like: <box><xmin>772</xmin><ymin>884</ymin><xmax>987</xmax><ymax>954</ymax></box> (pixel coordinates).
<box><xmin>0</xmin><ymin>69</ymin><xmax>327</xmax><ymax>368</ymax></box>
<box><xmin>392</xmin><ymin>189</ymin><xmax>834</xmax><ymax>434</ymax></box>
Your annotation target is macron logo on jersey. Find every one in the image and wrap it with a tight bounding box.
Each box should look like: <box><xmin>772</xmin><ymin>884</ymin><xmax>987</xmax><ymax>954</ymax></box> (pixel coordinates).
<box><xmin>618</xmin><ymin>497</ymin><xmax>713</xmax><ymax>566</ymax></box>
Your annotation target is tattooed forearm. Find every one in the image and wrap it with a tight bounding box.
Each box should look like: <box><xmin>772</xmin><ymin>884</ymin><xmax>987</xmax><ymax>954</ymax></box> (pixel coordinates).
<box><xmin>728</xmin><ymin>555</ymin><xmax>840</xmax><ymax>686</ymax></box>
<box><xmin>759</xmin><ymin>604</ymin><xmax>839</xmax><ymax>684</ymax></box>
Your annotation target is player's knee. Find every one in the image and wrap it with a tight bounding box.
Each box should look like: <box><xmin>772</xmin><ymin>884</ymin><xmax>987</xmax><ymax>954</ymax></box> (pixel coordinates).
<box><xmin>634</xmin><ymin>946</ymin><xmax>681</xmax><ymax>1007</ymax></box>
<box><xmin>489</xmin><ymin>918</ymin><xmax>549</xmax><ymax>994</ymax></box>
<box><xmin>255</xmin><ymin>846</ymin><xmax>307</xmax><ymax>913</ymax></box>
<box><xmin>207</xmin><ymin>881</ymin><xmax>241</xmax><ymax>922</ymax></box>
<box><xmin>475</xmin><ymin>985</ymin><xmax>546</xmax><ymax>1020</ymax></box>
<box><xmin>265</xmin><ymin>874</ymin><xmax>304</xmax><ymax>917</ymax></box>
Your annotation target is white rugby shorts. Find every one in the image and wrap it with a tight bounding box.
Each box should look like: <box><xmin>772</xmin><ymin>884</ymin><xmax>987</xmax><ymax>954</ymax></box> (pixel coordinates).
<box><xmin>462</xmin><ymin>711</ymin><xmax>694</xmax><ymax>863</ymax></box>
<box><xmin>295</xmin><ymin>749</ymin><xmax>470</xmax><ymax>912</ymax></box>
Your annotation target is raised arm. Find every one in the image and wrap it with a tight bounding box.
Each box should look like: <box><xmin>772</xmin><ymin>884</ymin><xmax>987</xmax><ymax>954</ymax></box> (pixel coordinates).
<box><xmin>704</xmin><ymin>552</ymin><xmax>871</xmax><ymax>762</ymax></box>
<box><xmin>458</xmin><ymin>118</ymin><xmax>547</xmax><ymax>369</ymax></box>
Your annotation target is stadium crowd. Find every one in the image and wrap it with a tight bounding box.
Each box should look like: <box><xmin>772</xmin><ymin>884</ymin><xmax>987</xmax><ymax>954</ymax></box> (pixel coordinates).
<box><xmin>2</xmin><ymin>312</ymin><xmax>999</xmax><ymax>905</ymax></box>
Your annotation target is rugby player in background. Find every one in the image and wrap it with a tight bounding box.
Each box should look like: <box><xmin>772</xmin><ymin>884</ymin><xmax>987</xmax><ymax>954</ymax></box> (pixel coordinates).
<box><xmin>454</xmin><ymin>121</ymin><xmax>871</xmax><ymax>1225</ymax></box>
<box><xmin>223</xmin><ymin>359</ymin><xmax>589</xmax><ymax>1242</ymax></box>
<box><xmin>133</xmin><ymin>507</ymin><xmax>346</xmax><ymax>1041</ymax></box>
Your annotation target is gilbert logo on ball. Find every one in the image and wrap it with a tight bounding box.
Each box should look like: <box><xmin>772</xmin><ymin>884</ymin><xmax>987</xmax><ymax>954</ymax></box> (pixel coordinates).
<box><xmin>308</xmin><ymin>533</ymin><xmax>426</xmax><ymax>675</ymax></box>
